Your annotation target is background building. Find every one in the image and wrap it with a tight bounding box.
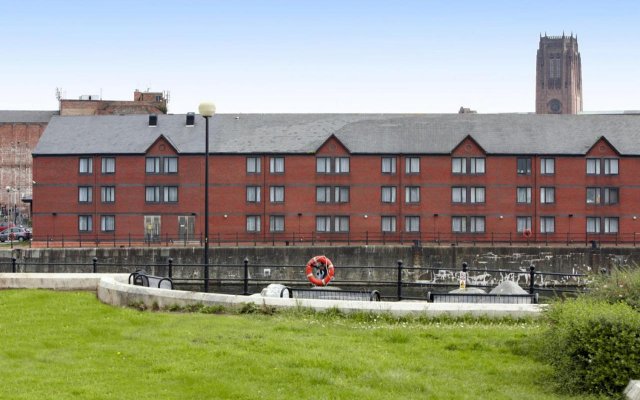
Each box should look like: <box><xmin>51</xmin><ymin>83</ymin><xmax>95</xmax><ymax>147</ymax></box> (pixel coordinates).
<box><xmin>31</xmin><ymin>113</ymin><xmax>640</xmax><ymax>244</ymax></box>
<box><xmin>536</xmin><ymin>34</ymin><xmax>583</xmax><ymax>114</ymax></box>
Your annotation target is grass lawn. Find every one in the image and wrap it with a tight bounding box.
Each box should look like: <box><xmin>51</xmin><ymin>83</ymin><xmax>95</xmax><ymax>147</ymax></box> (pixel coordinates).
<box><xmin>0</xmin><ymin>290</ymin><xmax>606</xmax><ymax>400</ymax></box>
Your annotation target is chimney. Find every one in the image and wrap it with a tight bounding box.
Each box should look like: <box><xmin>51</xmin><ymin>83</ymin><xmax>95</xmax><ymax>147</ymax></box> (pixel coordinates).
<box><xmin>186</xmin><ymin>112</ymin><xmax>195</xmax><ymax>126</ymax></box>
<box><xmin>148</xmin><ymin>114</ymin><xmax>158</xmax><ymax>126</ymax></box>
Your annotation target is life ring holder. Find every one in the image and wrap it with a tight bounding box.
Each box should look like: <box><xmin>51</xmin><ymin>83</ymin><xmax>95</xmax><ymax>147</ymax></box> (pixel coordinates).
<box><xmin>305</xmin><ymin>255</ymin><xmax>335</xmax><ymax>286</ymax></box>
<box><xmin>523</xmin><ymin>229</ymin><xmax>532</xmax><ymax>238</ymax></box>
<box><xmin>8</xmin><ymin>232</ymin><xmax>15</xmax><ymax>241</ymax></box>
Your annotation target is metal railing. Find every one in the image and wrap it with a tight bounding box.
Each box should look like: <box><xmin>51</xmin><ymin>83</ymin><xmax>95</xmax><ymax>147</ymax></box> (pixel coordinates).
<box><xmin>0</xmin><ymin>257</ymin><xmax>590</xmax><ymax>302</ymax></box>
<box><xmin>19</xmin><ymin>230</ymin><xmax>640</xmax><ymax>248</ymax></box>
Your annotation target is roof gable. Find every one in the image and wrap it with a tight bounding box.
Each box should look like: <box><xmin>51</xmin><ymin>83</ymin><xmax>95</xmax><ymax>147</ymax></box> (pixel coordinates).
<box><xmin>145</xmin><ymin>134</ymin><xmax>179</xmax><ymax>155</ymax></box>
<box><xmin>451</xmin><ymin>135</ymin><xmax>486</xmax><ymax>156</ymax></box>
<box><xmin>586</xmin><ymin>136</ymin><xmax>621</xmax><ymax>157</ymax></box>
<box><xmin>315</xmin><ymin>134</ymin><xmax>351</xmax><ymax>155</ymax></box>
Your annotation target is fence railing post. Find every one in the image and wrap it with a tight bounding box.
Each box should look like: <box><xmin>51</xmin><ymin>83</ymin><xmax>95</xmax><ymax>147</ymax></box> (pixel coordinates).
<box><xmin>92</xmin><ymin>257</ymin><xmax>98</xmax><ymax>273</ymax></box>
<box><xmin>243</xmin><ymin>257</ymin><xmax>249</xmax><ymax>295</ymax></box>
<box><xmin>529</xmin><ymin>265</ymin><xmax>535</xmax><ymax>294</ymax></box>
<box><xmin>168</xmin><ymin>258</ymin><xmax>173</xmax><ymax>279</ymax></box>
<box><xmin>397</xmin><ymin>259</ymin><xmax>403</xmax><ymax>301</ymax></box>
<box><xmin>12</xmin><ymin>257</ymin><xmax>17</xmax><ymax>273</ymax></box>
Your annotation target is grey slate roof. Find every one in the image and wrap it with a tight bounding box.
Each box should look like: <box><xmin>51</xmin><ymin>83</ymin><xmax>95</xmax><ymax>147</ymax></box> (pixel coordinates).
<box><xmin>0</xmin><ymin>110</ymin><xmax>57</xmax><ymax>123</ymax></box>
<box><xmin>32</xmin><ymin>113</ymin><xmax>640</xmax><ymax>156</ymax></box>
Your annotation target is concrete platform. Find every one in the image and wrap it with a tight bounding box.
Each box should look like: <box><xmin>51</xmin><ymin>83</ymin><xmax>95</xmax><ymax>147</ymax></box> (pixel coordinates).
<box><xmin>0</xmin><ymin>273</ymin><xmax>544</xmax><ymax>318</ymax></box>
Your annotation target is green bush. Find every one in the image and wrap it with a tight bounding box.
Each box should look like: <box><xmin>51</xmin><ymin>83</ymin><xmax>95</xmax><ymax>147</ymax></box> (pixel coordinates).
<box><xmin>587</xmin><ymin>266</ymin><xmax>640</xmax><ymax>312</ymax></box>
<box><xmin>543</xmin><ymin>298</ymin><xmax>640</xmax><ymax>396</ymax></box>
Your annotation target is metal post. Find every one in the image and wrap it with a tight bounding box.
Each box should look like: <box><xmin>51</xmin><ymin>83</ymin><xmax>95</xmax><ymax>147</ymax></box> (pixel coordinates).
<box><xmin>12</xmin><ymin>257</ymin><xmax>17</xmax><ymax>273</ymax></box>
<box><xmin>243</xmin><ymin>257</ymin><xmax>249</xmax><ymax>295</ymax></box>
<box><xmin>397</xmin><ymin>259</ymin><xmax>403</xmax><ymax>301</ymax></box>
<box><xmin>529</xmin><ymin>265</ymin><xmax>535</xmax><ymax>294</ymax></box>
<box><xmin>168</xmin><ymin>258</ymin><xmax>173</xmax><ymax>279</ymax></box>
<box><xmin>203</xmin><ymin>115</ymin><xmax>210</xmax><ymax>293</ymax></box>
<box><xmin>92</xmin><ymin>257</ymin><xmax>98</xmax><ymax>273</ymax></box>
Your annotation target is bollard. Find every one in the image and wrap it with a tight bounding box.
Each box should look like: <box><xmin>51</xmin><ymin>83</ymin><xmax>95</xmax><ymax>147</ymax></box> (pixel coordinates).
<box><xmin>460</xmin><ymin>262</ymin><xmax>468</xmax><ymax>289</ymax></box>
<box><xmin>397</xmin><ymin>260</ymin><xmax>403</xmax><ymax>301</ymax></box>
<box><xmin>168</xmin><ymin>258</ymin><xmax>173</xmax><ymax>279</ymax></box>
<box><xmin>92</xmin><ymin>257</ymin><xmax>98</xmax><ymax>273</ymax></box>
<box><xmin>12</xmin><ymin>257</ymin><xmax>17</xmax><ymax>273</ymax></box>
<box><xmin>529</xmin><ymin>265</ymin><xmax>535</xmax><ymax>294</ymax></box>
<box><xmin>243</xmin><ymin>257</ymin><xmax>249</xmax><ymax>295</ymax></box>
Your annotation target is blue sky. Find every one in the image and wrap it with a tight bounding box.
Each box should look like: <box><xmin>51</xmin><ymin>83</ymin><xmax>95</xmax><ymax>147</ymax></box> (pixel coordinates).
<box><xmin>1</xmin><ymin>0</ymin><xmax>639</xmax><ymax>113</ymax></box>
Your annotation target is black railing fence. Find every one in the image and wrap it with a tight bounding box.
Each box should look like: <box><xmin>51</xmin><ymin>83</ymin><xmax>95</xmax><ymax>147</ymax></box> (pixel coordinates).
<box><xmin>19</xmin><ymin>230</ymin><xmax>640</xmax><ymax>249</ymax></box>
<box><xmin>0</xmin><ymin>257</ymin><xmax>590</xmax><ymax>301</ymax></box>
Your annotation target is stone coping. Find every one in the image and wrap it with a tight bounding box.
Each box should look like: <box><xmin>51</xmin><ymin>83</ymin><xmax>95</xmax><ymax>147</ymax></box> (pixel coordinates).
<box><xmin>626</xmin><ymin>380</ymin><xmax>640</xmax><ymax>400</ymax></box>
<box><xmin>0</xmin><ymin>273</ymin><xmax>544</xmax><ymax>317</ymax></box>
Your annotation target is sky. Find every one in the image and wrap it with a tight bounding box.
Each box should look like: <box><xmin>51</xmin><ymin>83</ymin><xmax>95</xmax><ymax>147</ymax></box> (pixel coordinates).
<box><xmin>1</xmin><ymin>0</ymin><xmax>639</xmax><ymax>114</ymax></box>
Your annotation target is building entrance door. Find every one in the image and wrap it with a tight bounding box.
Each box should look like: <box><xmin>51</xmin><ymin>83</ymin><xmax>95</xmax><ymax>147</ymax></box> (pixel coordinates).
<box><xmin>144</xmin><ymin>215</ymin><xmax>161</xmax><ymax>242</ymax></box>
<box><xmin>178</xmin><ymin>215</ymin><xmax>195</xmax><ymax>242</ymax></box>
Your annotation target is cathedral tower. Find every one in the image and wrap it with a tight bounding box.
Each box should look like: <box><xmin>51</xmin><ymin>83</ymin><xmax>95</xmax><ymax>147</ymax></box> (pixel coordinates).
<box><xmin>536</xmin><ymin>34</ymin><xmax>582</xmax><ymax>114</ymax></box>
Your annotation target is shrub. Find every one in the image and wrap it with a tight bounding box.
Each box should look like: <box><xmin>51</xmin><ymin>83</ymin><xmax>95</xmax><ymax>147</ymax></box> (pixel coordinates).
<box><xmin>586</xmin><ymin>266</ymin><xmax>640</xmax><ymax>312</ymax></box>
<box><xmin>543</xmin><ymin>298</ymin><xmax>640</xmax><ymax>396</ymax></box>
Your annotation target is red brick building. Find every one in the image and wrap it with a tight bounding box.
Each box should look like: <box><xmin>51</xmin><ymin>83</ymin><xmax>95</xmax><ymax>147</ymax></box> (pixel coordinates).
<box><xmin>31</xmin><ymin>113</ymin><xmax>640</xmax><ymax>245</ymax></box>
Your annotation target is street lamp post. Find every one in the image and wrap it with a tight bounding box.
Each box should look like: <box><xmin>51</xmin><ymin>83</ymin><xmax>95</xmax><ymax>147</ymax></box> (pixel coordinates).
<box><xmin>199</xmin><ymin>102</ymin><xmax>216</xmax><ymax>292</ymax></box>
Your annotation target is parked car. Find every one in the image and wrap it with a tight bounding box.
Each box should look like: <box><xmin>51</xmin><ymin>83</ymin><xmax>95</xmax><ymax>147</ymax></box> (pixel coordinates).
<box><xmin>0</xmin><ymin>227</ymin><xmax>32</xmax><ymax>242</ymax></box>
<box><xmin>0</xmin><ymin>221</ymin><xmax>14</xmax><ymax>233</ymax></box>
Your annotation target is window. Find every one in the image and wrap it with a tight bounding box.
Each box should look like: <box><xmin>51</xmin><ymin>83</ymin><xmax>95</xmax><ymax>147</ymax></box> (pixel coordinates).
<box><xmin>517</xmin><ymin>158</ymin><xmax>531</xmax><ymax>175</ymax></box>
<box><xmin>381</xmin><ymin>157</ymin><xmax>396</xmax><ymax>174</ymax></box>
<box><xmin>586</xmin><ymin>187</ymin><xmax>601</xmax><ymax>204</ymax></box>
<box><xmin>79</xmin><ymin>157</ymin><xmax>93</xmax><ymax>174</ymax></box>
<box><xmin>540</xmin><ymin>187</ymin><xmax>555</xmax><ymax>204</ymax></box>
<box><xmin>586</xmin><ymin>217</ymin><xmax>600</xmax><ymax>233</ymax></box>
<box><xmin>452</xmin><ymin>216</ymin><xmax>466</xmax><ymax>233</ymax></box>
<box><xmin>334</xmin><ymin>216</ymin><xmax>349</xmax><ymax>232</ymax></box>
<box><xmin>604</xmin><ymin>217</ymin><xmax>619</xmax><ymax>233</ymax></box>
<box><xmin>316</xmin><ymin>186</ymin><xmax>331</xmax><ymax>203</ymax></box>
<box><xmin>405</xmin><ymin>157</ymin><xmax>420</xmax><ymax>174</ymax></box>
<box><xmin>78</xmin><ymin>186</ymin><xmax>92</xmax><ymax>203</ymax></box>
<box><xmin>334</xmin><ymin>186</ymin><xmax>349</xmax><ymax>203</ymax></box>
<box><xmin>604</xmin><ymin>159</ymin><xmax>619</xmax><ymax>175</ymax></box>
<box><xmin>316</xmin><ymin>216</ymin><xmax>331</xmax><ymax>232</ymax></box>
<box><xmin>405</xmin><ymin>216</ymin><xmax>420</xmax><ymax>232</ymax></box>
<box><xmin>101</xmin><ymin>215</ymin><xmax>115</xmax><ymax>232</ymax></box>
<box><xmin>540</xmin><ymin>217</ymin><xmax>555</xmax><ymax>233</ymax></box>
<box><xmin>246</xmin><ymin>186</ymin><xmax>261</xmax><ymax>203</ymax></box>
<box><xmin>470</xmin><ymin>158</ymin><xmax>485</xmax><ymax>174</ymax></box>
<box><xmin>517</xmin><ymin>187</ymin><xmax>532</xmax><ymax>204</ymax></box>
<box><xmin>145</xmin><ymin>186</ymin><xmax>161</xmax><ymax>203</ymax></box>
<box><xmin>163</xmin><ymin>186</ymin><xmax>178</xmax><ymax>203</ymax></box>
<box><xmin>79</xmin><ymin>215</ymin><xmax>92</xmax><ymax>232</ymax></box>
<box><xmin>247</xmin><ymin>157</ymin><xmax>261</xmax><ymax>173</ymax></box>
<box><xmin>516</xmin><ymin>217</ymin><xmax>532</xmax><ymax>233</ymax></box>
<box><xmin>452</xmin><ymin>158</ymin><xmax>466</xmax><ymax>174</ymax></box>
<box><xmin>469</xmin><ymin>216</ymin><xmax>485</xmax><ymax>233</ymax></box>
<box><xmin>146</xmin><ymin>157</ymin><xmax>161</xmax><ymax>173</ymax></box>
<box><xmin>270</xmin><ymin>157</ymin><xmax>284</xmax><ymax>173</ymax></box>
<box><xmin>269</xmin><ymin>186</ymin><xmax>284</xmax><ymax>203</ymax></box>
<box><xmin>405</xmin><ymin>186</ymin><xmax>420</xmax><ymax>203</ymax></box>
<box><xmin>101</xmin><ymin>186</ymin><xmax>115</xmax><ymax>203</ymax></box>
<box><xmin>269</xmin><ymin>215</ymin><xmax>285</xmax><ymax>232</ymax></box>
<box><xmin>335</xmin><ymin>157</ymin><xmax>350</xmax><ymax>173</ymax></box>
<box><xmin>452</xmin><ymin>187</ymin><xmax>466</xmax><ymax>203</ymax></box>
<box><xmin>381</xmin><ymin>186</ymin><xmax>396</xmax><ymax>203</ymax></box>
<box><xmin>381</xmin><ymin>216</ymin><xmax>396</xmax><ymax>232</ymax></box>
<box><xmin>604</xmin><ymin>188</ymin><xmax>619</xmax><ymax>205</ymax></box>
<box><xmin>541</xmin><ymin>158</ymin><xmax>555</xmax><ymax>175</ymax></box>
<box><xmin>470</xmin><ymin>187</ymin><xmax>485</xmax><ymax>203</ymax></box>
<box><xmin>586</xmin><ymin>158</ymin><xmax>600</xmax><ymax>175</ymax></box>
<box><xmin>246</xmin><ymin>216</ymin><xmax>261</xmax><ymax>232</ymax></box>
<box><xmin>101</xmin><ymin>157</ymin><xmax>115</xmax><ymax>174</ymax></box>
<box><xmin>316</xmin><ymin>157</ymin><xmax>331</xmax><ymax>173</ymax></box>
<box><xmin>164</xmin><ymin>157</ymin><xmax>178</xmax><ymax>173</ymax></box>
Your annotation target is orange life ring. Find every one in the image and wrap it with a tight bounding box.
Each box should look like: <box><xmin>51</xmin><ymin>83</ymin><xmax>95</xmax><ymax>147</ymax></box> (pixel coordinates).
<box><xmin>8</xmin><ymin>232</ymin><xmax>15</xmax><ymax>241</ymax></box>
<box><xmin>523</xmin><ymin>229</ymin><xmax>532</xmax><ymax>238</ymax></box>
<box><xmin>305</xmin><ymin>255</ymin><xmax>335</xmax><ymax>286</ymax></box>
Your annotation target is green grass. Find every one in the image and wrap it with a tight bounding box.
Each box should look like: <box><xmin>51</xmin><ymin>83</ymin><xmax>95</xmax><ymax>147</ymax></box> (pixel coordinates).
<box><xmin>0</xmin><ymin>291</ymin><xmax>607</xmax><ymax>400</ymax></box>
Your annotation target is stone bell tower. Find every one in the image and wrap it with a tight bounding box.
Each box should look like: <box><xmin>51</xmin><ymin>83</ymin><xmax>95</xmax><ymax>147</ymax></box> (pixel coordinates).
<box><xmin>536</xmin><ymin>34</ymin><xmax>582</xmax><ymax>114</ymax></box>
